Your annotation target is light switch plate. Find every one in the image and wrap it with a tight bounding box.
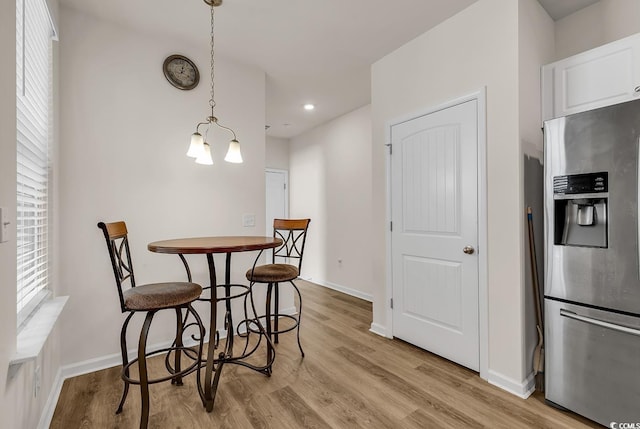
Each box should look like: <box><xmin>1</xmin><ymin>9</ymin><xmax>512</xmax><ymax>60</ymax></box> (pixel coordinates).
<box><xmin>0</xmin><ymin>207</ymin><xmax>8</xmax><ymax>243</ymax></box>
<box><xmin>242</xmin><ymin>213</ymin><xmax>256</xmax><ymax>227</ymax></box>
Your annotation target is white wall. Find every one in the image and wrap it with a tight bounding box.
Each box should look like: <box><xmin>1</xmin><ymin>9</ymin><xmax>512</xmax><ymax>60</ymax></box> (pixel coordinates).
<box><xmin>0</xmin><ymin>0</ymin><xmax>18</xmax><ymax>394</ymax></box>
<box><xmin>0</xmin><ymin>1</ymin><xmax>20</xmax><ymax>426</ymax></box>
<box><xmin>555</xmin><ymin>0</ymin><xmax>640</xmax><ymax>60</ymax></box>
<box><xmin>289</xmin><ymin>105</ymin><xmax>373</xmax><ymax>300</ymax></box>
<box><xmin>372</xmin><ymin>0</ymin><xmax>527</xmax><ymax>389</ymax></box>
<box><xmin>58</xmin><ymin>7</ymin><xmax>266</xmax><ymax>367</ymax></box>
<box><xmin>519</xmin><ymin>0</ymin><xmax>555</xmax><ymax>382</ymax></box>
<box><xmin>520</xmin><ymin>0</ymin><xmax>554</xmax><ymax>158</ymax></box>
<box><xmin>1</xmin><ymin>0</ymin><xmax>64</xmax><ymax>428</ymax></box>
<box><xmin>266</xmin><ymin>136</ymin><xmax>290</xmax><ymax>170</ymax></box>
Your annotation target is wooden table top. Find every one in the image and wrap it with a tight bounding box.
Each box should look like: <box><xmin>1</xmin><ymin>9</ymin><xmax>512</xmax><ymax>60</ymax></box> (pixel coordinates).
<box><xmin>147</xmin><ymin>236</ymin><xmax>283</xmax><ymax>255</ymax></box>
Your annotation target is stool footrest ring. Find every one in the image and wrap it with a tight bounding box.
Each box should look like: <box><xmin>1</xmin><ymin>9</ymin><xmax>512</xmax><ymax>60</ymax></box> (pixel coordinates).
<box><xmin>121</xmin><ymin>345</ymin><xmax>201</xmax><ymax>385</ymax></box>
<box><xmin>197</xmin><ymin>284</ymin><xmax>250</xmax><ymax>302</ymax></box>
<box><xmin>244</xmin><ymin>313</ymin><xmax>299</xmax><ymax>335</ymax></box>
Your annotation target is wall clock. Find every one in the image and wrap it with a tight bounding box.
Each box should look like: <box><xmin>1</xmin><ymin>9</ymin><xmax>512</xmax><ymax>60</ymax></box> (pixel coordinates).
<box><xmin>163</xmin><ymin>54</ymin><xmax>200</xmax><ymax>90</ymax></box>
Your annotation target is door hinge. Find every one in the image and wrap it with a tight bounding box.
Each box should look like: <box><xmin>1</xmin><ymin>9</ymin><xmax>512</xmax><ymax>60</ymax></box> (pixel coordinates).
<box><xmin>390</xmin><ymin>298</ymin><xmax>394</xmax><ymax>309</ymax></box>
<box><xmin>390</xmin><ymin>221</ymin><xmax>393</xmax><ymax>231</ymax></box>
<box><xmin>284</xmin><ymin>183</ymin><xmax>287</xmax><ymax>190</ymax></box>
<box><xmin>385</xmin><ymin>143</ymin><xmax>392</xmax><ymax>155</ymax></box>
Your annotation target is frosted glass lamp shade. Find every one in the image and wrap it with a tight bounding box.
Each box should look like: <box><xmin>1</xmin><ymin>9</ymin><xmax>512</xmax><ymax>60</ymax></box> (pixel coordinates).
<box><xmin>195</xmin><ymin>142</ymin><xmax>213</xmax><ymax>165</ymax></box>
<box><xmin>224</xmin><ymin>139</ymin><xmax>243</xmax><ymax>163</ymax></box>
<box><xmin>187</xmin><ymin>132</ymin><xmax>205</xmax><ymax>158</ymax></box>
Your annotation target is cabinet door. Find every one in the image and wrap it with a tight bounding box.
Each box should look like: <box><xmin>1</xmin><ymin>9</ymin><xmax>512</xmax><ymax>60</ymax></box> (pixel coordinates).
<box><xmin>542</xmin><ymin>33</ymin><xmax>640</xmax><ymax>121</ymax></box>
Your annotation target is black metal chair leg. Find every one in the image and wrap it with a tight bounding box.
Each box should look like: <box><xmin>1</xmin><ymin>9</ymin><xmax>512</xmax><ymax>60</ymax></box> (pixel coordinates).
<box><xmin>138</xmin><ymin>311</ymin><xmax>155</xmax><ymax>429</ymax></box>
<box><xmin>209</xmin><ymin>355</ymin><xmax>225</xmax><ymax>409</ymax></box>
<box><xmin>247</xmin><ymin>281</ymin><xmax>276</xmax><ymax>375</ymax></box>
<box><xmin>116</xmin><ymin>312</ymin><xmax>135</xmax><ymax>414</ymax></box>
<box><xmin>291</xmin><ymin>281</ymin><xmax>305</xmax><ymax>357</ymax></box>
<box><xmin>240</xmin><ymin>291</ymin><xmax>251</xmax><ymax>355</ymax></box>
<box><xmin>274</xmin><ymin>282</ymin><xmax>279</xmax><ymax>344</ymax></box>
<box><xmin>172</xmin><ymin>308</ymin><xmax>184</xmax><ymax>386</ymax></box>
<box><xmin>188</xmin><ymin>303</ymin><xmax>207</xmax><ymax>407</ymax></box>
<box><xmin>265</xmin><ymin>282</ymin><xmax>274</xmax><ymax>365</ymax></box>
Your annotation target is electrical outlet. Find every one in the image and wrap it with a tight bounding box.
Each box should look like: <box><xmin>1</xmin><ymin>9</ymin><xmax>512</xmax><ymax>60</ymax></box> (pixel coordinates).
<box><xmin>34</xmin><ymin>365</ymin><xmax>41</xmax><ymax>397</ymax></box>
<box><xmin>242</xmin><ymin>213</ymin><xmax>255</xmax><ymax>227</ymax></box>
<box><xmin>0</xmin><ymin>207</ymin><xmax>9</xmax><ymax>243</ymax></box>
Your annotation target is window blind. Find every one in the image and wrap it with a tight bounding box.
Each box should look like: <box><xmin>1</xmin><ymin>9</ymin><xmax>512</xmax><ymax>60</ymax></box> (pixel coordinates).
<box><xmin>16</xmin><ymin>0</ymin><xmax>55</xmax><ymax>321</ymax></box>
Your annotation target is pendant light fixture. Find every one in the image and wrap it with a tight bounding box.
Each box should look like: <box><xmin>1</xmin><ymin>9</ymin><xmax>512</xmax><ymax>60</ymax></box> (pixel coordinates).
<box><xmin>187</xmin><ymin>0</ymin><xmax>243</xmax><ymax>165</ymax></box>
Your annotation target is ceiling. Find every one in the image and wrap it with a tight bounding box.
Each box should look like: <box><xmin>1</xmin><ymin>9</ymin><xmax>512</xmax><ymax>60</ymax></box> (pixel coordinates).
<box><xmin>59</xmin><ymin>0</ymin><xmax>600</xmax><ymax>139</ymax></box>
<box><xmin>537</xmin><ymin>0</ymin><xmax>599</xmax><ymax>21</ymax></box>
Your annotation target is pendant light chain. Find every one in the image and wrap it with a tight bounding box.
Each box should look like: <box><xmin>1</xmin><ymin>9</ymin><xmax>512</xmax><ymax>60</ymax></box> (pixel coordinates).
<box><xmin>187</xmin><ymin>0</ymin><xmax>242</xmax><ymax>165</ymax></box>
<box><xmin>209</xmin><ymin>4</ymin><xmax>216</xmax><ymax>111</ymax></box>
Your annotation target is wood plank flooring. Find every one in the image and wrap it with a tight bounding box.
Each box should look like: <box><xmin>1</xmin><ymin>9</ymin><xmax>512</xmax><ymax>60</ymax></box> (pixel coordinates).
<box><xmin>50</xmin><ymin>280</ymin><xmax>599</xmax><ymax>428</ymax></box>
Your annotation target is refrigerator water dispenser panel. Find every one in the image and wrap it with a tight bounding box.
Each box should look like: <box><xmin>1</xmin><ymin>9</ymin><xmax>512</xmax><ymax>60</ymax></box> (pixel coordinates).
<box><xmin>553</xmin><ymin>172</ymin><xmax>608</xmax><ymax>248</ymax></box>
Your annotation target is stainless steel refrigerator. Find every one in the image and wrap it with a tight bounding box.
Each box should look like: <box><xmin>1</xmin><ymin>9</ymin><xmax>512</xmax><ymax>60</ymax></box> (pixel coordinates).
<box><xmin>544</xmin><ymin>99</ymin><xmax>640</xmax><ymax>426</ymax></box>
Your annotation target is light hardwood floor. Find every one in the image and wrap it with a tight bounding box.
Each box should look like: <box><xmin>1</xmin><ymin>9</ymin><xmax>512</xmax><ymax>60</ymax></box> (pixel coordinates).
<box><xmin>50</xmin><ymin>280</ymin><xmax>599</xmax><ymax>428</ymax></box>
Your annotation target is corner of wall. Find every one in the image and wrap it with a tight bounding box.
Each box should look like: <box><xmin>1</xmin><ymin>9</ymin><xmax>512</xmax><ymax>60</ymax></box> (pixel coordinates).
<box><xmin>37</xmin><ymin>367</ymin><xmax>64</xmax><ymax>429</ymax></box>
<box><xmin>369</xmin><ymin>322</ymin><xmax>391</xmax><ymax>338</ymax></box>
<box><xmin>487</xmin><ymin>369</ymin><xmax>536</xmax><ymax>399</ymax></box>
<box><xmin>517</xmin><ymin>0</ymin><xmax>555</xmax><ymax>387</ymax></box>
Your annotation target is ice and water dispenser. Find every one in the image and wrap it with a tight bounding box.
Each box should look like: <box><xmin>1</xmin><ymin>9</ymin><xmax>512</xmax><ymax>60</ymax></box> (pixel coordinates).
<box><xmin>553</xmin><ymin>172</ymin><xmax>608</xmax><ymax>248</ymax></box>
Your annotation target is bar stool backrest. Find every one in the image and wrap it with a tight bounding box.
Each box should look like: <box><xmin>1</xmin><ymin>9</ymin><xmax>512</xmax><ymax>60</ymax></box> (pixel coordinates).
<box><xmin>272</xmin><ymin>218</ymin><xmax>311</xmax><ymax>272</ymax></box>
<box><xmin>98</xmin><ymin>221</ymin><xmax>136</xmax><ymax>313</ymax></box>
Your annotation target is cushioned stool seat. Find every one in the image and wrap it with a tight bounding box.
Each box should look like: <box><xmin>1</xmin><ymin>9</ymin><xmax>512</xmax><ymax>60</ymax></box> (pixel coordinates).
<box><xmin>246</xmin><ymin>264</ymin><xmax>298</xmax><ymax>283</ymax></box>
<box><xmin>123</xmin><ymin>282</ymin><xmax>202</xmax><ymax>311</ymax></box>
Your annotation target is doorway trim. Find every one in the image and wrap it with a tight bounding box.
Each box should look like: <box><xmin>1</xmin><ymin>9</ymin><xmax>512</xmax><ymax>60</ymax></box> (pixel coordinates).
<box><xmin>265</xmin><ymin>167</ymin><xmax>289</xmax><ymax>226</ymax></box>
<box><xmin>384</xmin><ymin>88</ymin><xmax>488</xmax><ymax>381</ymax></box>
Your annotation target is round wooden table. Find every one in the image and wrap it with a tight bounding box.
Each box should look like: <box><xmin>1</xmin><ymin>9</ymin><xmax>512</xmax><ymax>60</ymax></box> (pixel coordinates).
<box><xmin>148</xmin><ymin>236</ymin><xmax>283</xmax><ymax>412</ymax></box>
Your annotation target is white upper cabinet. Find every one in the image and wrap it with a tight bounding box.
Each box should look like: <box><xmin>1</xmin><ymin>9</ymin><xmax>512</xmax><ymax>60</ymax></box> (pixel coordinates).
<box><xmin>542</xmin><ymin>33</ymin><xmax>640</xmax><ymax>121</ymax></box>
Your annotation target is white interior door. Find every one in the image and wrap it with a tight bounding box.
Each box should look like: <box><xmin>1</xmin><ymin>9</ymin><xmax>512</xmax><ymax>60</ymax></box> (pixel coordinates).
<box><xmin>391</xmin><ymin>99</ymin><xmax>479</xmax><ymax>371</ymax></box>
<box><xmin>266</xmin><ymin>169</ymin><xmax>288</xmax><ymax>263</ymax></box>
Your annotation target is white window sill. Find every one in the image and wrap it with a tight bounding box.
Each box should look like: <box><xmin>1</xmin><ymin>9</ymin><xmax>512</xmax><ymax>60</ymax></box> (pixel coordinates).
<box><xmin>9</xmin><ymin>296</ymin><xmax>69</xmax><ymax>370</ymax></box>
<box><xmin>18</xmin><ymin>289</ymin><xmax>52</xmax><ymax>329</ymax></box>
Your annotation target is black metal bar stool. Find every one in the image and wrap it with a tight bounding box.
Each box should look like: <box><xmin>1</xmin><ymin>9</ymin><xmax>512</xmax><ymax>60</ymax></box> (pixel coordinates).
<box><xmin>246</xmin><ymin>218</ymin><xmax>310</xmax><ymax>357</ymax></box>
<box><xmin>98</xmin><ymin>221</ymin><xmax>205</xmax><ymax>429</ymax></box>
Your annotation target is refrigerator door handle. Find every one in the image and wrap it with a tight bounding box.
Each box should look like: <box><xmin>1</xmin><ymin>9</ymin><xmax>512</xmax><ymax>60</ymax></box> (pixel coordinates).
<box><xmin>560</xmin><ymin>309</ymin><xmax>640</xmax><ymax>337</ymax></box>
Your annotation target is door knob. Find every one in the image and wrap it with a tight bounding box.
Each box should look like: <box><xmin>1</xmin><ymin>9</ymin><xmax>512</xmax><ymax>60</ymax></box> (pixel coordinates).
<box><xmin>463</xmin><ymin>246</ymin><xmax>475</xmax><ymax>255</ymax></box>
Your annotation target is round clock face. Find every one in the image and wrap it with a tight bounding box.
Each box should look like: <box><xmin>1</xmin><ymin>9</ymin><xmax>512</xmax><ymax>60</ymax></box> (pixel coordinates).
<box><xmin>163</xmin><ymin>55</ymin><xmax>200</xmax><ymax>90</ymax></box>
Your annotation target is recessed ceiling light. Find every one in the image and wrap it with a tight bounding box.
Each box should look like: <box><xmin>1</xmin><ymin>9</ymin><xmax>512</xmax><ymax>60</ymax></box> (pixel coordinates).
<box><xmin>303</xmin><ymin>103</ymin><xmax>315</xmax><ymax>111</ymax></box>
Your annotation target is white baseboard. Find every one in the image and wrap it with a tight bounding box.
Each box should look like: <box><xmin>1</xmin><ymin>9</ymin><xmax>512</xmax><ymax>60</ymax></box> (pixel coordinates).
<box><xmin>309</xmin><ymin>278</ymin><xmax>373</xmax><ymax>302</ymax></box>
<box><xmin>37</xmin><ymin>367</ymin><xmax>64</xmax><ymax>429</ymax></box>
<box><xmin>60</xmin><ymin>332</ymin><xmax>212</xmax><ymax>380</ymax></box>
<box><xmin>61</xmin><ymin>351</ymin><xmax>123</xmax><ymax>380</ymax></box>
<box><xmin>369</xmin><ymin>322</ymin><xmax>392</xmax><ymax>338</ymax></box>
<box><xmin>487</xmin><ymin>369</ymin><xmax>535</xmax><ymax>399</ymax></box>
<box><xmin>61</xmin><ymin>315</ymin><xmax>287</xmax><ymax>380</ymax></box>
